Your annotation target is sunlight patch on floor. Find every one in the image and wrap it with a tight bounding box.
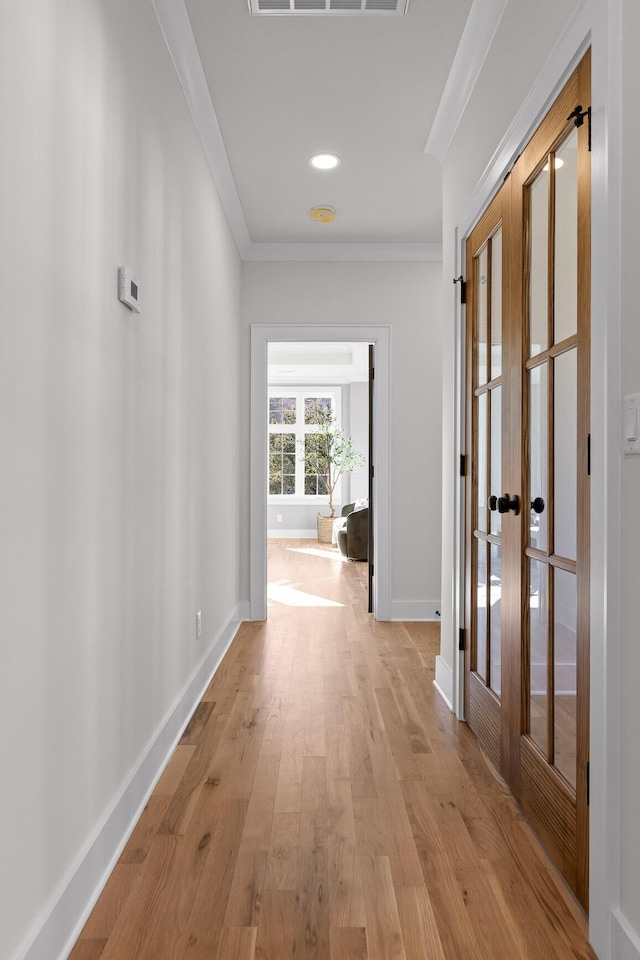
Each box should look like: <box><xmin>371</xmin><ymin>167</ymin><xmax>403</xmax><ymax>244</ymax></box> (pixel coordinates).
<box><xmin>267</xmin><ymin>580</ymin><xmax>344</xmax><ymax>607</ymax></box>
<box><xmin>286</xmin><ymin>546</ymin><xmax>345</xmax><ymax>561</ymax></box>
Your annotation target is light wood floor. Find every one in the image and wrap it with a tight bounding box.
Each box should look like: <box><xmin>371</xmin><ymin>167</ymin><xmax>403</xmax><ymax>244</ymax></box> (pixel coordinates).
<box><xmin>70</xmin><ymin>540</ymin><xmax>597</xmax><ymax>960</ymax></box>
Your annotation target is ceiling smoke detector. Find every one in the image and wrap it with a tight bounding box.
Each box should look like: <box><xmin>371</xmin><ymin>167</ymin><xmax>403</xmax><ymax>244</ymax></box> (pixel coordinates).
<box><xmin>249</xmin><ymin>0</ymin><xmax>408</xmax><ymax>15</ymax></box>
<box><xmin>310</xmin><ymin>206</ymin><xmax>336</xmax><ymax>223</ymax></box>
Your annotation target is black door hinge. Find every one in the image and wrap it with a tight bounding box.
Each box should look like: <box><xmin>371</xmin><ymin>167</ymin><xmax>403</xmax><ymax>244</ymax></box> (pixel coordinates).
<box><xmin>567</xmin><ymin>104</ymin><xmax>591</xmax><ymax>152</ymax></box>
<box><xmin>587</xmin><ymin>434</ymin><xmax>591</xmax><ymax>476</ymax></box>
<box><xmin>586</xmin><ymin>760</ymin><xmax>590</xmax><ymax>806</ymax></box>
<box><xmin>370</xmin><ymin>464</ymin><xmax>375</xmax><ymax>479</ymax></box>
<box><xmin>459</xmin><ymin>628</ymin><xmax>465</xmax><ymax>652</ymax></box>
<box><xmin>370</xmin><ymin>366</ymin><xmax>375</xmax><ymax>380</ymax></box>
<box><xmin>453</xmin><ymin>275</ymin><xmax>467</xmax><ymax>305</ymax></box>
<box><xmin>460</xmin><ymin>454</ymin><xmax>466</xmax><ymax>478</ymax></box>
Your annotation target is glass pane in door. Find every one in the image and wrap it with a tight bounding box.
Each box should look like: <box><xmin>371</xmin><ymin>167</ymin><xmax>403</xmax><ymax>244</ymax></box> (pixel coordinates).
<box><xmin>476</xmin><ymin>542</ymin><xmax>488</xmax><ymax>681</ymax></box>
<box><xmin>491</xmin><ymin>227</ymin><xmax>503</xmax><ymax>378</ymax></box>
<box><xmin>477</xmin><ymin>393</ymin><xmax>488</xmax><ymax>533</ymax></box>
<box><xmin>554</xmin><ymin>129</ymin><xmax>579</xmax><ymax>344</ymax></box>
<box><xmin>490</xmin><ymin>387</ymin><xmax>502</xmax><ymax>536</ymax></box>
<box><xmin>529</xmin><ymin>558</ymin><xmax>548</xmax><ymax>755</ymax></box>
<box><xmin>529</xmin><ymin>364</ymin><xmax>548</xmax><ymax>552</ymax></box>
<box><xmin>554</xmin><ymin>349</ymin><xmax>578</xmax><ymax>560</ymax></box>
<box><xmin>529</xmin><ymin>170</ymin><xmax>549</xmax><ymax>358</ymax></box>
<box><xmin>554</xmin><ymin>568</ymin><xmax>577</xmax><ymax>789</ymax></box>
<box><xmin>477</xmin><ymin>247</ymin><xmax>489</xmax><ymax>385</ymax></box>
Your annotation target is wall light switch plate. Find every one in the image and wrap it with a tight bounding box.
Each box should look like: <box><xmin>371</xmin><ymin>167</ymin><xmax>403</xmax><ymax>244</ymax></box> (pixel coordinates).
<box><xmin>196</xmin><ymin>611</ymin><xmax>202</xmax><ymax>639</ymax></box>
<box><xmin>624</xmin><ymin>394</ymin><xmax>640</xmax><ymax>455</ymax></box>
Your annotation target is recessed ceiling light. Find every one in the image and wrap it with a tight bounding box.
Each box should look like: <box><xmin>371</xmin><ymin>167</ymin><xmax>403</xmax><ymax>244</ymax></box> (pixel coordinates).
<box><xmin>310</xmin><ymin>153</ymin><xmax>341</xmax><ymax>170</ymax></box>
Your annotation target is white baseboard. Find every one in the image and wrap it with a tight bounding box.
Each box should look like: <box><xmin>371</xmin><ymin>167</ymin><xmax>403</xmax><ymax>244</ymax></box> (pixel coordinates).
<box><xmin>390</xmin><ymin>600</ymin><xmax>441</xmax><ymax>621</ymax></box>
<box><xmin>612</xmin><ymin>909</ymin><xmax>640</xmax><ymax>960</ymax></box>
<box><xmin>434</xmin><ymin>655</ymin><xmax>454</xmax><ymax>710</ymax></box>
<box><xmin>267</xmin><ymin>529</ymin><xmax>317</xmax><ymax>539</ymax></box>
<box><xmin>19</xmin><ymin>605</ymin><xmax>245</xmax><ymax>960</ymax></box>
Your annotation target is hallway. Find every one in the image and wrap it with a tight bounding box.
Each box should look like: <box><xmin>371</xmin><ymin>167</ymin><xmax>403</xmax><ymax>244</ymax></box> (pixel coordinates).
<box><xmin>70</xmin><ymin>540</ymin><xmax>596</xmax><ymax>960</ymax></box>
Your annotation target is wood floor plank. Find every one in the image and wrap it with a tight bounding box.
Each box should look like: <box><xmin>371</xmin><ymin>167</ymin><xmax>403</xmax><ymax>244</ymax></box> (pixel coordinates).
<box><xmin>174</xmin><ymin>798</ymin><xmax>249</xmax><ymax>956</ymax></box>
<box><xmin>254</xmin><ymin>890</ymin><xmax>297</xmax><ymax>960</ymax></box>
<box><xmin>67</xmin><ymin>941</ymin><xmax>107</xmax><ymax>960</ymax></box>
<box><xmin>215</xmin><ymin>926</ymin><xmax>257</xmax><ymax>960</ymax></box>
<box><xmin>117</xmin><ymin>796</ymin><xmax>171</xmax><ymax>866</ymax></box>
<box><xmin>154</xmin><ymin>744</ymin><xmax>196</xmax><ymax>796</ymax></box>
<box><xmin>273</xmin><ymin>697</ymin><xmax>308</xmax><ymax>813</ymax></box>
<box><xmin>373</xmin><ymin>687</ymin><xmax>423</xmax><ymax>781</ymax></box>
<box><xmin>329</xmin><ymin>926</ymin><xmax>368</xmax><ymax>960</ymax></box>
<box><xmin>72</xmin><ymin>540</ymin><xmax>597</xmax><ymax>960</ymax></box>
<box><xmin>205</xmin><ymin>694</ymin><xmax>267</xmax><ymax>800</ymax></box>
<box><xmin>358</xmin><ymin>855</ymin><xmax>407</xmax><ymax>960</ymax></box>
<box><xmin>325</xmin><ymin>722</ymin><xmax>349</xmax><ymax>780</ymax></box>
<box><xmin>100</xmin><ymin>835</ymin><xmax>179</xmax><ymax>960</ymax></box>
<box><xmin>224</xmin><ymin>747</ymin><xmax>282</xmax><ymax>926</ymax></box>
<box><xmin>326</xmin><ymin>777</ymin><xmax>366</xmax><ymax>928</ymax></box>
<box><xmin>159</xmin><ymin>757</ymin><xmax>210</xmax><ymax>837</ymax></box>
<box><xmin>395</xmin><ymin>886</ymin><xmax>446</xmax><ymax>960</ymax></box>
<box><xmin>77</xmin><ymin>863</ymin><xmax>143</xmax><ymax>941</ymax></box>
<box><xmin>180</xmin><ymin>702</ymin><xmax>216</xmax><ymax>745</ymax></box>
<box><xmin>293</xmin><ymin>757</ymin><xmax>330</xmax><ymax>960</ymax></box>
<box><xmin>264</xmin><ymin>812</ymin><xmax>300</xmax><ymax>890</ymax></box>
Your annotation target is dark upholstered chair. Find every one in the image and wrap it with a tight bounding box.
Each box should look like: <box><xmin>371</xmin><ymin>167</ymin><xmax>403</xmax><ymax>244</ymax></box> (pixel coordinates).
<box><xmin>337</xmin><ymin>502</ymin><xmax>369</xmax><ymax>561</ymax></box>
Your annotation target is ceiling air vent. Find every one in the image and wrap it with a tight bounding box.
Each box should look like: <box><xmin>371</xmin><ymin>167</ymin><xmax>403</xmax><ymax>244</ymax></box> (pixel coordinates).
<box><xmin>250</xmin><ymin>0</ymin><xmax>408</xmax><ymax>14</ymax></box>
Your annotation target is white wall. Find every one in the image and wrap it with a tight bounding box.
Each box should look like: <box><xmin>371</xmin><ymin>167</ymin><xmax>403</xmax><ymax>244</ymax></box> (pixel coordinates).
<box><xmin>0</xmin><ymin>2</ymin><xmax>242</xmax><ymax>957</ymax></box>
<box><xmin>242</xmin><ymin>261</ymin><xmax>442</xmax><ymax>613</ymax></box>
<box><xmin>619</xmin><ymin>0</ymin><xmax>640</xmax><ymax>939</ymax></box>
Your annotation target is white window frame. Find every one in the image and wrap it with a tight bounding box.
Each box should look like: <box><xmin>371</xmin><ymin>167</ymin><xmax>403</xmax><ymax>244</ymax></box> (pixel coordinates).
<box><xmin>267</xmin><ymin>386</ymin><xmax>342</xmax><ymax>505</ymax></box>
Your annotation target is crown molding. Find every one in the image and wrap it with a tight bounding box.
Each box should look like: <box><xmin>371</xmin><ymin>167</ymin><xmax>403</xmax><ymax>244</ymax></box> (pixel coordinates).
<box><xmin>152</xmin><ymin>0</ymin><xmax>442</xmax><ymax>264</ymax></box>
<box><xmin>242</xmin><ymin>242</ymin><xmax>442</xmax><ymax>262</ymax></box>
<box><xmin>151</xmin><ymin>0</ymin><xmax>252</xmax><ymax>252</ymax></box>
<box><xmin>424</xmin><ymin>0</ymin><xmax>509</xmax><ymax>162</ymax></box>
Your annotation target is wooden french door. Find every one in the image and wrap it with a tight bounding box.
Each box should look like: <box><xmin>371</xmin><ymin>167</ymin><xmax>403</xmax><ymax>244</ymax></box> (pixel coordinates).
<box><xmin>464</xmin><ymin>51</ymin><xmax>591</xmax><ymax>909</ymax></box>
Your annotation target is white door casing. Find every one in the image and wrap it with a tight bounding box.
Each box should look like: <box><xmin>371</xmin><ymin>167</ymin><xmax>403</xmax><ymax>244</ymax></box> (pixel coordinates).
<box><xmin>250</xmin><ymin>324</ymin><xmax>391</xmax><ymax>621</ymax></box>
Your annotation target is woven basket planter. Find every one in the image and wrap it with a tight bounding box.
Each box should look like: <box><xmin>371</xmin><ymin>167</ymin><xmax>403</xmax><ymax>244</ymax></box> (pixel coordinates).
<box><xmin>316</xmin><ymin>515</ymin><xmax>335</xmax><ymax>543</ymax></box>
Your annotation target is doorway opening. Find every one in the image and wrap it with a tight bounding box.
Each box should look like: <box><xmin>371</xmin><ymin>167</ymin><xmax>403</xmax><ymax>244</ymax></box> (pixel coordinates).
<box><xmin>266</xmin><ymin>341</ymin><xmax>372</xmax><ymax>612</ymax></box>
<box><xmin>250</xmin><ymin>325</ymin><xmax>391</xmax><ymax>622</ymax></box>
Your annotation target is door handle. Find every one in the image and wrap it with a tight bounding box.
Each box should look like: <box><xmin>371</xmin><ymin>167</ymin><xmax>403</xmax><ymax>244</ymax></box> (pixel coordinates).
<box><xmin>495</xmin><ymin>493</ymin><xmax>520</xmax><ymax>515</ymax></box>
<box><xmin>489</xmin><ymin>493</ymin><xmax>520</xmax><ymax>515</ymax></box>
<box><xmin>531</xmin><ymin>496</ymin><xmax>545</xmax><ymax>514</ymax></box>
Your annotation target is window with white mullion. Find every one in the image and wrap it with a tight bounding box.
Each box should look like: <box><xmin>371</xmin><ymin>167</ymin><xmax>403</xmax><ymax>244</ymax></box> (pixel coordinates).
<box><xmin>267</xmin><ymin>387</ymin><xmax>340</xmax><ymax>501</ymax></box>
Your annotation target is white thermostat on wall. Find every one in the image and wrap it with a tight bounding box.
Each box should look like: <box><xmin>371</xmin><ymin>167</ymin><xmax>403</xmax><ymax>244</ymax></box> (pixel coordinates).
<box><xmin>118</xmin><ymin>266</ymin><xmax>141</xmax><ymax>313</ymax></box>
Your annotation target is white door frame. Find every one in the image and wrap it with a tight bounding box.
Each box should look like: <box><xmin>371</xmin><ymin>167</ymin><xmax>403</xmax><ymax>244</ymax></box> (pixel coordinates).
<box><xmin>250</xmin><ymin>324</ymin><xmax>391</xmax><ymax>621</ymax></box>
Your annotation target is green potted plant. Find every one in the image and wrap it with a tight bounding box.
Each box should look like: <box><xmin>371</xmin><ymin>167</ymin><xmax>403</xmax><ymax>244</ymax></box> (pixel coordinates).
<box><xmin>307</xmin><ymin>403</ymin><xmax>365</xmax><ymax>542</ymax></box>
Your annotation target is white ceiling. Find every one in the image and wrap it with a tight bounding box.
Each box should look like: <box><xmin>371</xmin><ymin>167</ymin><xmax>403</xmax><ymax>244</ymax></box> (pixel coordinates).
<box><xmin>268</xmin><ymin>341</ymin><xmax>370</xmax><ymax>383</ymax></box>
<box><xmin>152</xmin><ymin>0</ymin><xmax>509</xmax><ymax>260</ymax></box>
